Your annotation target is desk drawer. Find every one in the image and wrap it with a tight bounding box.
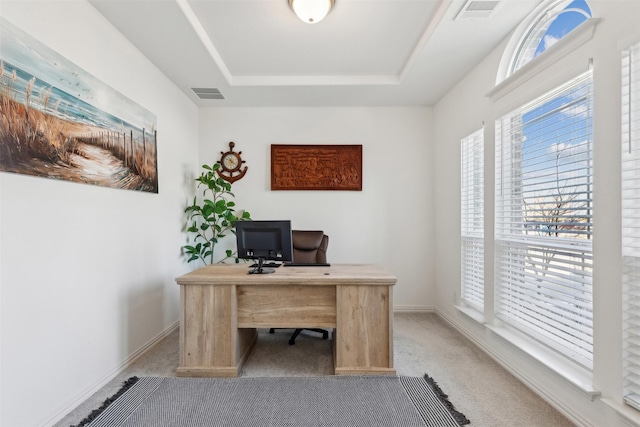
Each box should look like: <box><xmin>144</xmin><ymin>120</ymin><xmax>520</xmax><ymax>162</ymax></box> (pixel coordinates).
<box><xmin>237</xmin><ymin>285</ymin><xmax>337</xmax><ymax>328</ymax></box>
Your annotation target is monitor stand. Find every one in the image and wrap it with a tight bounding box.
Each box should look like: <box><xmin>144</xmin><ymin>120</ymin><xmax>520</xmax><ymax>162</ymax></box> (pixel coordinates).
<box><xmin>248</xmin><ymin>257</ymin><xmax>276</xmax><ymax>274</ymax></box>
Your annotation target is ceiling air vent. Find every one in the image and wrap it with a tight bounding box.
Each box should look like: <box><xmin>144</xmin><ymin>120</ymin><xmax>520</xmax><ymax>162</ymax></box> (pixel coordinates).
<box><xmin>191</xmin><ymin>87</ymin><xmax>225</xmax><ymax>100</ymax></box>
<box><xmin>455</xmin><ymin>0</ymin><xmax>500</xmax><ymax>20</ymax></box>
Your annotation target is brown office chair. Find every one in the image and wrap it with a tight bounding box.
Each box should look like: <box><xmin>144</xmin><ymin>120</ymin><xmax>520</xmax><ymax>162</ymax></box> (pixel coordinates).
<box><xmin>269</xmin><ymin>230</ymin><xmax>330</xmax><ymax>345</ymax></box>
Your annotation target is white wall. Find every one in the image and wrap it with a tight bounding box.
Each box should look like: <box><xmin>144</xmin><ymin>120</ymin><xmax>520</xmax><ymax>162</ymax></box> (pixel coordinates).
<box><xmin>433</xmin><ymin>1</ymin><xmax>640</xmax><ymax>426</ymax></box>
<box><xmin>0</xmin><ymin>2</ymin><xmax>199</xmax><ymax>426</ymax></box>
<box><xmin>198</xmin><ymin>107</ymin><xmax>434</xmax><ymax>309</ymax></box>
<box><xmin>11</xmin><ymin>0</ymin><xmax>635</xmax><ymax>425</ymax></box>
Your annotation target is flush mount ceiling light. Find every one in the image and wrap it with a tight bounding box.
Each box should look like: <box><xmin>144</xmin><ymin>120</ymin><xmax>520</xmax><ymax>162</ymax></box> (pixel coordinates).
<box><xmin>289</xmin><ymin>0</ymin><xmax>335</xmax><ymax>24</ymax></box>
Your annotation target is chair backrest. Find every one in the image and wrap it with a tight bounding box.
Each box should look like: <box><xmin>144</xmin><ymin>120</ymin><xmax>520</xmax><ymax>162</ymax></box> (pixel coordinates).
<box><xmin>291</xmin><ymin>230</ymin><xmax>329</xmax><ymax>264</ymax></box>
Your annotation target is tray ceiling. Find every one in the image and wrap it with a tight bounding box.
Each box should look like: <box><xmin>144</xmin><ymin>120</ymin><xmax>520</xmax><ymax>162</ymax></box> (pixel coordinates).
<box><xmin>89</xmin><ymin>0</ymin><xmax>543</xmax><ymax>106</ymax></box>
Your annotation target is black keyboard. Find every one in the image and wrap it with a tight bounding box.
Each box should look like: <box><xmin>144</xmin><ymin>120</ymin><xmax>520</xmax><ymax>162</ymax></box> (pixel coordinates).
<box><xmin>283</xmin><ymin>263</ymin><xmax>331</xmax><ymax>267</ymax></box>
<box><xmin>249</xmin><ymin>262</ymin><xmax>282</xmax><ymax>268</ymax></box>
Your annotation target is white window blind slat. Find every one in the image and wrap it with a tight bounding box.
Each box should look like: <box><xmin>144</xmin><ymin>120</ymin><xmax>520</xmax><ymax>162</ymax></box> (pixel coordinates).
<box><xmin>496</xmin><ymin>71</ymin><xmax>594</xmax><ymax>370</ymax></box>
<box><xmin>461</xmin><ymin>129</ymin><xmax>484</xmax><ymax>312</ymax></box>
<box><xmin>622</xmin><ymin>41</ymin><xmax>640</xmax><ymax>411</ymax></box>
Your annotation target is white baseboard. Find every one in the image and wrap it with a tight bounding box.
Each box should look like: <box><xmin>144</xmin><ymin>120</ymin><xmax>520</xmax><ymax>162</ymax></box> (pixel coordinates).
<box><xmin>393</xmin><ymin>305</ymin><xmax>435</xmax><ymax>313</ymax></box>
<box><xmin>45</xmin><ymin>321</ymin><xmax>179</xmax><ymax>427</ymax></box>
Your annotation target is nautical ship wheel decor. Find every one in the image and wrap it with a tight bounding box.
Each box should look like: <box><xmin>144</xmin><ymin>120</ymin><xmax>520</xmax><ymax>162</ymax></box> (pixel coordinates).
<box><xmin>217</xmin><ymin>141</ymin><xmax>247</xmax><ymax>183</ymax></box>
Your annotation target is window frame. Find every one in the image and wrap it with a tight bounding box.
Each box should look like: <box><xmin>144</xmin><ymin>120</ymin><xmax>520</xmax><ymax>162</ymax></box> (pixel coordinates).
<box><xmin>461</xmin><ymin>129</ymin><xmax>485</xmax><ymax>314</ymax></box>
<box><xmin>622</xmin><ymin>40</ymin><xmax>640</xmax><ymax>411</ymax></box>
<box><xmin>495</xmin><ymin>70</ymin><xmax>594</xmax><ymax>370</ymax></box>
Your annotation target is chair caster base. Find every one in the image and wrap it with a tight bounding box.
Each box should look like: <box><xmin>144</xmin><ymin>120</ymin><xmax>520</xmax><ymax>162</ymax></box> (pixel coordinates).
<box><xmin>268</xmin><ymin>328</ymin><xmax>329</xmax><ymax>345</ymax></box>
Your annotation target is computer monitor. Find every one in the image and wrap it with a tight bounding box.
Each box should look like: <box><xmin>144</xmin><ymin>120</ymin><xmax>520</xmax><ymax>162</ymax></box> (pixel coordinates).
<box><xmin>235</xmin><ymin>220</ymin><xmax>293</xmax><ymax>274</ymax></box>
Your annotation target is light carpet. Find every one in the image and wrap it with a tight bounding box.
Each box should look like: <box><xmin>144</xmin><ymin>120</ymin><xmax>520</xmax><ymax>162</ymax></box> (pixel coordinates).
<box><xmin>73</xmin><ymin>374</ymin><xmax>469</xmax><ymax>427</ymax></box>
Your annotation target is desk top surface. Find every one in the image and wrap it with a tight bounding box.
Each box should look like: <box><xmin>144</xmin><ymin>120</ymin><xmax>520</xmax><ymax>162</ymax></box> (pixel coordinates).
<box><xmin>176</xmin><ymin>263</ymin><xmax>396</xmax><ymax>286</ymax></box>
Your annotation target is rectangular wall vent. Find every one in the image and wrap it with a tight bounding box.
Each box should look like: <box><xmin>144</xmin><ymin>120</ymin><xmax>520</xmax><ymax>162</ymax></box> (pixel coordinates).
<box><xmin>455</xmin><ymin>1</ymin><xmax>500</xmax><ymax>20</ymax></box>
<box><xmin>191</xmin><ymin>87</ymin><xmax>225</xmax><ymax>100</ymax></box>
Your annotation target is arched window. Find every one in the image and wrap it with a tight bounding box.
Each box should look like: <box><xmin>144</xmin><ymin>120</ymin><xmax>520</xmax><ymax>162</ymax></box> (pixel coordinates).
<box><xmin>501</xmin><ymin>0</ymin><xmax>592</xmax><ymax>80</ymax></box>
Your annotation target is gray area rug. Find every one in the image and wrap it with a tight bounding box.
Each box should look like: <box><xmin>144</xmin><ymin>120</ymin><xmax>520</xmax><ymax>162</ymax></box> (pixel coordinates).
<box><xmin>74</xmin><ymin>375</ymin><xmax>469</xmax><ymax>427</ymax></box>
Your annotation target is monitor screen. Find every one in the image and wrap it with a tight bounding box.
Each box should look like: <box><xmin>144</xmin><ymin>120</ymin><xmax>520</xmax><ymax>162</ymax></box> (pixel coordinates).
<box><xmin>236</xmin><ymin>220</ymin><xmax>293</xmax><ymax>273</ymax></box>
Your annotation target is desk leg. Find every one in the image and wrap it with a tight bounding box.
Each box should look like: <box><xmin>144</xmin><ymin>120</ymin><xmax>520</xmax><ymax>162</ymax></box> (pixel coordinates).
<box><xmin>334</xmin><ymin>285</ymin><xmax>395</xmax><ymax>375</ymax></box>
<box><xmin>177</xmin><ymin>284</ymin><xmax>257</xmax><ymax>377</ymax></box>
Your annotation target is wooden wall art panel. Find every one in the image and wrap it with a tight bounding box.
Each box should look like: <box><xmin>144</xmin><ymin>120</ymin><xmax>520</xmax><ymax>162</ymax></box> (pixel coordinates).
<box><xmin>271</xmin><ymin>145</ymin><xmax>362</xmax><ymax>191</ymax></box>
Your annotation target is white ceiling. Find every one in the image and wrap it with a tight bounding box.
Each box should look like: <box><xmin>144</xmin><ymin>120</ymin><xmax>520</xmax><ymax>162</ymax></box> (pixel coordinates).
<box><xmin>88</xmin><ymin>0</ymin><xmax>543</xmax><ymax>107</ymax></box>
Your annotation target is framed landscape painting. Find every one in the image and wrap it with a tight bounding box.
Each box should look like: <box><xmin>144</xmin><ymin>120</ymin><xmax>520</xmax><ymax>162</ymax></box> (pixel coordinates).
<box><xmin>0</xmin><ymin>19</ymin><xmax>158</xmax><ymax>193</ymax></box>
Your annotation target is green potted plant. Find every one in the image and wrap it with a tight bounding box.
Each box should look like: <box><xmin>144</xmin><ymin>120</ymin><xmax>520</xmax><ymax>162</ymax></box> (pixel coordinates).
<box><xmin>183</xmin><ymin>162</ymin><xmax>251</xmax><ymax>265</ymax></box>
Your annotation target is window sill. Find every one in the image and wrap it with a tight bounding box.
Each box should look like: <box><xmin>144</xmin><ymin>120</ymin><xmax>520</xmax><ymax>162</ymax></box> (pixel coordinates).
<box><xmin>486</xmin><ymin>323</ymin><xmax>600</xmax><ymax>400</ymax></box>
<box><xmin>455</xmin><ymin>304</ymin><xmax>485</xmax><ymax>324</ymax></box>
<box><xmin>487</xmin><ymin>18</ymin><xmax>600</xmax><ymax>102</ymax></box>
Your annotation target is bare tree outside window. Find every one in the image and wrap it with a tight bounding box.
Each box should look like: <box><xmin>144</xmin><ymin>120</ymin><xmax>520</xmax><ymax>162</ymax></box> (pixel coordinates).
<box><xmin>523</xmin><ymin>140</ymin><xmax>592</xmax><ymax>240</ymax></box>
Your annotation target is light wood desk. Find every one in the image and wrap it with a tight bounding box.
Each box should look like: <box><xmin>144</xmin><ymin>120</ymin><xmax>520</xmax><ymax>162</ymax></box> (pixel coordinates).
<box><xmin>175</xmin><ymin>263</ymin><xmax>396</xmax><ymax>377</ymax></box>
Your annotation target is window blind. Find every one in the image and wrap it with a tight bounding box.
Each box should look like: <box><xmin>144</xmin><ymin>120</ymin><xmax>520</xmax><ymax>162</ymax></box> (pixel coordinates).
<box><xmin>461</xmin><ymin>129</ymin><xmax>484</xmax><ymax>312</ymax></box>
<box><xmin>495</xmin><ymin>70</ymin><xmax>594</xmax><ymax>369</ymax></box>
<box><xmin>622</xmin><ymin>41</ymin><xmax>640</xmax><ymax>411</ymax></box>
